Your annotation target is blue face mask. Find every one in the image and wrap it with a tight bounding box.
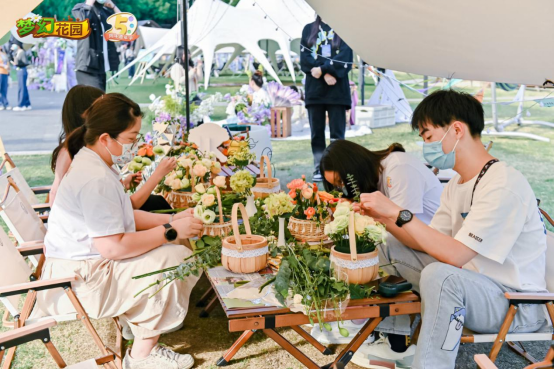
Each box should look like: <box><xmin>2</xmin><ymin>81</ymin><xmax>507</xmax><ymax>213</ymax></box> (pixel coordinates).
<box><xmin>422</xmin><ymin>125</ymin><xmax>459</xmax><ymax>170</ymax></box>
<box><xmin>96</xmin><ymin>0</ymin><xmax>106</xmax><ymax>4</ymax></box>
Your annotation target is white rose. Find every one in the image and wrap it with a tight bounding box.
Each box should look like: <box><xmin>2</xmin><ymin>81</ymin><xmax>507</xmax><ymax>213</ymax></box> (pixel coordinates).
<box><xmin>202</xmin><ymin>158</ymin><xmax>212</xmax><ymax>168</ymax></box>
<box><xmin>171</xmin><ymin>179</ymin><xmax>182</xmax><ymax>191</ymax></box>
<box><xmin>193</xmin><ymin>205</ymin><xmax>204</xmax><ymax>220</ymax></box>
<box><xmin>354</xmin><ymin>213</ymin><xmax>376</xmax><ymax>235</ymax></box>
<box><xmin>333</xmin><ymin>205</ymin><xmax>350</xmax><ymax>219</ymax></box>
<box><xmin>214</xmin><ymin>176</ymin><xmax>227</xmax><ymax>188</ymax></box>
<box><xmin>164</xmin><ymin>173</ymin><xmax>176</xmax><ymax>186</ymax></box>
<box><xmin>179</xmin><ymin>157</ymin><xmax>192</xmax><ymax>169</ymax></box>
<box><xmin>333</xmin><ymin>216</ymin><xmax>349</xmax><ymax>233</ymax></box>
<box><xmin>192</xmin><ymin>193</ymin><xmax>202</xmax><ymax>203</ymax></box>
<box><xmin>365</xmin><ymin>224</ymin><xmax>386</xmax><ymax>244</ymax></box>
<box><xmin>293</xmin><ymin>294</ymin><xmax>303</xmax><ymax>305</ymax></box>
<box><xmin>180</xmin><ymin>178</ymin><xmax>190</xmax><ymax>189</ymax></box>
<box><xmin>202</xmin><ymin>209</ymin><xmax>216</xmax><ymax>224</ymax></box>
<box><xmin>175</xmin><ymin>170</ymin><xmax>184</xmax><ymax>179</ymax></box>
<box><xmin>195</xmin><ymin>184</ymin><xmax>206</xmax><ymax>194</ymax></box>
<box><xmin>201</xmin><ymin>193</ymin><xmax>216</xmax><ymax>207</ymax></box>
<box><xmin>207</xmin><ymin>186</ymin><xmax>217</xmax><ymax>195</ymax></box>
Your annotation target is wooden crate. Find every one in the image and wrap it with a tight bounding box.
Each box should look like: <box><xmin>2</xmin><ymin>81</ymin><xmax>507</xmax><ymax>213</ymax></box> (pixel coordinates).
<box><xmin>270</xmin><ymin>106</ymin><xmax>292</xmax><ymax>138</ymax></box>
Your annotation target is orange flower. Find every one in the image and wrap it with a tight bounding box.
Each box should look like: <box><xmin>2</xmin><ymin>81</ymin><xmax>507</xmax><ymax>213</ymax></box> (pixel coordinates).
<box><xmin>289</xmin><ymin>189</ymin><xmax>297</xmax><ymax>199</ymax></box>
<box><xmin>287</xmin><ymin>178</ymin><xmax>305</xmax><ymax>190</ymax></box>
<box><xmin>318</xmin><ymin>191</ymin><xmax>335</xmax><ymax>203</ymax></box>
<box><xmin>301</xmin><ymin>174</ymin><xmax>306</xmax><ymax>180</ymax></box>
<box><xmin>292</xmin><ymin>200</ymin><xmax>297</xmax><ymax>205</ymax></box>
<box><xmin>304</xmin><ymin>207</ymin><xmax>316</xmax><ymax>220</ymax></box>
<box><xmin>137</xmin><ymin>144</ymin><xmax>154</xmax><ymax>157</ymax></box>
<box><xmin>313</xmin><ymin>183</ymin><xmax>318</xmax><ymax>192</ymax></box>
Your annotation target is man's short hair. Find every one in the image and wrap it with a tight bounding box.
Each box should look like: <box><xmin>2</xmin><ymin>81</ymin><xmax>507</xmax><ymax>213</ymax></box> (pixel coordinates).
<box><xmin>411</xmin><ymin>89</ymin><xmax>485</xmax><ymax>137</ymax></box>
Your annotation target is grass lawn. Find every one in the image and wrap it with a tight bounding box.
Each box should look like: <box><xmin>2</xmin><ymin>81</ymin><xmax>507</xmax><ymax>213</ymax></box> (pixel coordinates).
<box><xmin>1</xmin><ymin>72</ymin><xmax>553</xmax><ymax>368</ymax></box>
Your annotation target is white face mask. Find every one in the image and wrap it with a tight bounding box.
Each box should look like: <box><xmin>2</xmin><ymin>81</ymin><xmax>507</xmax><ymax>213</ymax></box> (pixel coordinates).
<box><xmin>96</xmin><ymin>0</ymin><xmax>107</xmax><ymax>4</ymax></box>
<box><xmin>104</xmin><ymin>138</ymin><xmax>138</xmax><ymax>166</ymax></box>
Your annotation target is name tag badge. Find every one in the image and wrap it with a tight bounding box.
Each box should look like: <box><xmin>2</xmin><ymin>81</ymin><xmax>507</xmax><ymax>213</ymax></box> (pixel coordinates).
<box><xmin>322</xmin><ymin>44</ymin><xmax>331</xmax><ymax>58</ymax></box>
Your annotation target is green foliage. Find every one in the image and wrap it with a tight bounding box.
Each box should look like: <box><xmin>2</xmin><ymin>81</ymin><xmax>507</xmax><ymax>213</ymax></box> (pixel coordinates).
<box><xmin>132</xmin><ymin>235</ymin><xmax>222</xmax><ymax>297</ymax></box>
<box><xmin>346</xmin><ymin>173</ymin><xmax>360</xmax><ymax>203</ymax></box>
<box><xmin>267</xmin><ymin>244</ymin><xmax>351</xmax><ymax>334</ymax></box>
<box><xmin>333</xmin><ymin>232</ymin><xmax>378</xmax><ymax>255</ymax></box>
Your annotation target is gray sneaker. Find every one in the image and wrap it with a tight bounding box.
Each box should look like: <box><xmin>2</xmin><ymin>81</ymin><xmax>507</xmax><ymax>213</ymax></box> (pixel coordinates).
<box><xmin>123</xmin><ymin>346</ymin><xmax>194</xmax><ymax>369</ymax></box>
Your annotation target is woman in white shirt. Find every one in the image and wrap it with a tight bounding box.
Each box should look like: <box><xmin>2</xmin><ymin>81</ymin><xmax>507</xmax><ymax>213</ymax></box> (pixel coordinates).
<box><xmin>39</xmin><ymin>93</ymin><xmax>202</xmax><ymax>369</ymax></box>
<box><xmin>320</xmin><ymin>140</ymin><xmax>442</xmax><ymax>225</ymax></box>
<box><xmin>249</xmin><ymin>70</ymin><xmax>271</xmax><ymax>106</ymax></box>
<box><xmin>169</xmin><ymin>46</ymin><xmax>203</xmax><ymax>94</ymax></box>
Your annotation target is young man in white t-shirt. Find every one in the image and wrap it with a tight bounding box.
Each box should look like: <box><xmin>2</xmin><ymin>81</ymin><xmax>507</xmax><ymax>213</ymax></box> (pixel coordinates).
<box><xmin>351</xmin><ymin>90</ymin><xmax>549</xmax><ymax>369</ymax></box>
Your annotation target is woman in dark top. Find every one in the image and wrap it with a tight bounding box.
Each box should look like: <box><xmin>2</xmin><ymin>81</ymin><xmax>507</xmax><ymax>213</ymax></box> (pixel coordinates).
<box><xmin>300</xmin><ymin>16</ymin><xmax>353</xmax><ymax>182</ymax></box>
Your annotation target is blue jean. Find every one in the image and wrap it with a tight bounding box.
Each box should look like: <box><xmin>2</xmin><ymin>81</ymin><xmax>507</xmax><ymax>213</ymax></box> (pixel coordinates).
<box><xmin>377</xmin><ymin>235</ymin><xmax>550</xmax><ymax>369</ymax></box>
<box><xmin>0</xmin><ymin>74</ymin><xmax>8</xmax><ymax>107</ymax></box>
<box><xmin>17</xmin><ymin>67</ymin><xmax>30</xmax><ymax>108</ymax></box>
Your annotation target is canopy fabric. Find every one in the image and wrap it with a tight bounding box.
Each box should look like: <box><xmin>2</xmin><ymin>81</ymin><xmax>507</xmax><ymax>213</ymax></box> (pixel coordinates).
<box><xmin>305</xmin><ymin>0</ymin><xmax>554</xmax><ymax>85</ymax></box>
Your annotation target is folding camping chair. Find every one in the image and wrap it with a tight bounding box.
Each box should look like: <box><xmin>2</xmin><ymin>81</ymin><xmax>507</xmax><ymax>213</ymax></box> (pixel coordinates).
<box><xmin>0</xmin><ymin>226</ymin><xmax>123</xmax><ymax>369</ymax></box>
<box><xmin>474</xmin><ymin>345</ymin><xmax>554</xmax><ymax>369</ymax></box>
<box><xmin>0</xmin><ymin>176</ymin><xmax>47</xmax><ymax>246</ymax></box>
<box><xmin>0</xmin><ymin>319</ymin><xmax>107</xmax><ymax>369</ymax></box>
<box><xmin>460</xmin><ymin>208</ymin><xmax>554</xmax><ymax>364</ymax></box>
<box><xmin>0</xmin><ymin>153</ymin><xmax>51</xmax><ymax>213</ymax></box>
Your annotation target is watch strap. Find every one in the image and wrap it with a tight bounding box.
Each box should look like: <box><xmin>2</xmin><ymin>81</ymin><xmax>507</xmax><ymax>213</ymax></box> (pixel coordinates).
<box><xmin>163</xmin><ymin>223</ymin><xmax>172</xmax><ymax>230</ymax></box>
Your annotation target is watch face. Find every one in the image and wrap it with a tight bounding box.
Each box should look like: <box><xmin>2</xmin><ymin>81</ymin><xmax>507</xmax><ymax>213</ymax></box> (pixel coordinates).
<box><xmin>165</xmin><ymin>228</ymin><xmax>178</xmax><ymax>241</ymax></box>
<box><xmin>400</xmin><ymin>210</ymin><xmax>412</xmax><ymax>222</ymax></box>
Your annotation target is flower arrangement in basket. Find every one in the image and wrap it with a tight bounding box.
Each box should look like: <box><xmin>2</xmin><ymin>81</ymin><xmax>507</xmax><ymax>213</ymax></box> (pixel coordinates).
<box><xmin>252</xmin><ymin>155</ymin><xmax>280</xmax><ymax>200</ymax></box>
<box><xmin>193</xmin><ymin>184</ymin><xmax>233</xmax><ymax>238</ymax></box>
<box><xmin>221</xmin><ymin>203</ymin><xmax>268</xmax><ymax>274</ymax></box>
<box><xmin>158</xmin><ymin>152</ymin><xmax>222</xmax><ymax>209</ymax></box>
<box><xmin>326</xmin><ymin>202</ymin><xmax>387</xmax><ymax>285</ymax></box>
<box><xmin>226</xmin><ymin>143</ymin><xmax>256</xmax><ymax>170</ymax></box>
<box><xmin>286</xmin><ymin>176</ymin><xmax>335</xmax><ymax>243</ymax></box>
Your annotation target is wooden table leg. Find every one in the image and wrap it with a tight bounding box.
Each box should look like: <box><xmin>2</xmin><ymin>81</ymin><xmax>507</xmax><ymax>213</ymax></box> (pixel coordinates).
<box><xmin>290</xmin><ymin>325</ymin><xmax>332</xmax><ymax>355</ymax></box>
<box><xmin>216</xmin><ymin>330</ymin><xmax>256</xmax><ymax>366</ymax></box>
<box><xmin>322</xmin><ymin>317</ymin><xmax>383</xmax><ymax>369</ymax></box>
<box><xmin>263</xmin><ymin>328</ymin><xmax>320</xmax><ymax>369</ymax></box>
<box><xmin>196</xmin><ymin>285</ymin><xmax>215</xmax><ymax>308</ymax></box>
<box><xmin>199</xmin><ymin>295</ymin><xmax>219</xmax><ymax>318</ymax></box>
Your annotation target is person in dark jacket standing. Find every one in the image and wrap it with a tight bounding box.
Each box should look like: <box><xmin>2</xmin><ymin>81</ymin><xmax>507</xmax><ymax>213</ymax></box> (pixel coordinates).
<box><xmin>72</xmin><ymin>0</ymin><xmax>122</xmax><ymax>91</ymax></box>
<box><xmin>301</xmin><ymin>16</ymin><xmax>353</xmax><ymax>182</ymax></box>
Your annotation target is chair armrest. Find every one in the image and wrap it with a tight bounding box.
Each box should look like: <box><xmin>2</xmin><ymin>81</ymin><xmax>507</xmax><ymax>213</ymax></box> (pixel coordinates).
<box><xmin>17</xmin><ymin>244</ymin><xmax>44</xmax><ymax>257</ymax></box>
<box><xmin>0</xmin><ymin>276</ymin><xmax>76</xmax><ymax>297</ymax></box>
<box><xmin>504</xmin><ymin>292</ymin><xmax>554</xmax><ymax>303</ymax></box>
<box><xmin>0</xmin><ymin>318</ymin><xmax>57</xmax><ymax>344</ymax></box>
<box><xmin>32</xmin><ymin>203</ymin><xmax>51</xmax><ymax>212</ymax></box>
<box><xmin>474</xmin><ymin>354</ymin><xmax>497</xmax><ymax>369</ymax></box>
<box><xmin>31</xmin><ymin>185</ymin><xmax>52</xmax><ymax>195</ymax></box>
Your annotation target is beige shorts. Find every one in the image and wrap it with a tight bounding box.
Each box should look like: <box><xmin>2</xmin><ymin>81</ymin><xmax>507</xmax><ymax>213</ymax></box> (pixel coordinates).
<box><xmin>35</xmin><ymin>244</ymin><xmax>200</xmax><ymax>339</ymax></box>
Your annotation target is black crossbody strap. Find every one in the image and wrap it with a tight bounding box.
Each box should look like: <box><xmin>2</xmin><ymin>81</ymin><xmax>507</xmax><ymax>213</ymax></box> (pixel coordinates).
<box><xmin>470</xmin><ymin>159</ymin><xmax>499</xmax><ymax>207</ymax></box>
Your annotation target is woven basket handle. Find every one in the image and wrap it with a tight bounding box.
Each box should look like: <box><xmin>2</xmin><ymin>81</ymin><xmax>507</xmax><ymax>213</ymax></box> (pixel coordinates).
<box><xmin>190</xmin><ymin>168</ymin><xmax>197</xmax><ymax>193</ymax></box>
<box><xmin>259</xmin><ymin>155</ymin><xmax>273</xmax><ymax>181</ymax></box>
<box><xmin>348</xmin><ymin>211</ymin><xmax>357</xmax><ymax>262</ymax></box>
<box><xmin>215</xmin><ymin>186</ymin><xmax>224</xmax><ymax>225</ymax></box>
<box><xmin>231</xmin><ymin>202</ymin><xmax>251</xmax><ymax>252</ymax></box>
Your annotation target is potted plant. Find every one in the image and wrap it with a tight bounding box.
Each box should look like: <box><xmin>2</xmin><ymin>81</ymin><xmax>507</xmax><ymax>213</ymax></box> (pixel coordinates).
<box><xmin>286</xmin><ymin>175</ymin><xmax>335</xmax><ymax>243</ymax></box>
<box><xmin>229</xmin><ymin>169</ymin><xmax>257</xmax><ymax>217</ymax></box>
<box><xmin>263</xmin><ymin>192</ymin><xmax>296</xmax><ymax>246</ymax></box>
<box><xmin>226</xmin><ymin>144</ymin><xmax>256</xmax><ymax>171</ymax></box>
<box><xmin>326</xmin><ymin>202</ymin><xmax>387</xmax><ymax>284</ymax></box>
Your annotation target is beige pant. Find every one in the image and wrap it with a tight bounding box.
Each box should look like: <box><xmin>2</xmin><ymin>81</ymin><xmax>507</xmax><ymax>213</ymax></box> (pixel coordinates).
<box><xmin>35</xmin><ymin>244</ymin><xmax>200</xmax><ymax>339</ymax></box>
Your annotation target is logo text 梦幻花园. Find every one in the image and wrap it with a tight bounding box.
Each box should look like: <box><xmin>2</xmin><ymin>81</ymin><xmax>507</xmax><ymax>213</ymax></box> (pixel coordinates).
<box><xmin>16</xmin><ymin>15</ymin><xmax>91</xmax><ymax>40</ymax></box>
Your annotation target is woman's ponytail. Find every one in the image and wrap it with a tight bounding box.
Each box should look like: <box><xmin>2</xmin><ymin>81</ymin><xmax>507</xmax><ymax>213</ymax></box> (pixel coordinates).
<box><xmin>66</xmin><ymin>125</ymin><xmax>87</xmax><ymax>160</ymax></box>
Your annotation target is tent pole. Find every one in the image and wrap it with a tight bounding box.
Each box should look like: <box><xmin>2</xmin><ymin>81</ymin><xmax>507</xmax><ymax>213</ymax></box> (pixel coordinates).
<box><xmin>491</xmin><ymin>82</ymin><xmax>499</xmax><ymax>131</ymax></box>
<box><xmin>359</xmin><ymin>59</ymin><xmax>365</xmax><ymax>105</ymax></box>
<box><xmin>182</xmin><ymin>0</ymin><xmax>191</xmax><ymax>134</ymax></box>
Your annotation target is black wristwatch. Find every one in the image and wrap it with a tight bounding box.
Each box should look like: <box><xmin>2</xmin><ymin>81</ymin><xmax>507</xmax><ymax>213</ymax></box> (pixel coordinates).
<box><xmin>395</xmin><ymin>210</ymin><xmax>413</xmax><ymax>228</ymax></box>
<box><xmin>163</xmin><ymin>223</ymin><xmax>178</xmax><ymax>242</ymax></box>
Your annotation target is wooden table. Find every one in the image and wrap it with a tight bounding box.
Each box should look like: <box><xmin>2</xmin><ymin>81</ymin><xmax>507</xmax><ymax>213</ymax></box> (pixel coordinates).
<box><xmin>200</xmin><ymin>274</ymin><xmax>421</xmax><ymax>369</ymax></box>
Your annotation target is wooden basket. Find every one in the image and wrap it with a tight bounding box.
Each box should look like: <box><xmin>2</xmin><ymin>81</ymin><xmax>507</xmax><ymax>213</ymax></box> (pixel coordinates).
<box><xmin>252</xmin><ymin>155</ymin><xmax>280</xmax><ymax>200</ymax></box>
<box><xmin>330</xmin><ymin>212</ymin><xmax>379</xmax><ymax>285</ymax></box>
<box><xmin>222</xmin><ymin>203</ymin><xmax>268</xmax><ymax>273</ymax></box>
<box><xmin>287</xmin><ymin>193</ymin><xmax>329</xmax><ymax>243</ymax></box>
<box><xmin>165</xmin><ymin>161</ymin><xmax>210</xmax><ymax>209</ymax></box>
<box><xmin>201</xmin><ymin>186</ymin><xmax>233</xmax><ymax>238</ymax></box>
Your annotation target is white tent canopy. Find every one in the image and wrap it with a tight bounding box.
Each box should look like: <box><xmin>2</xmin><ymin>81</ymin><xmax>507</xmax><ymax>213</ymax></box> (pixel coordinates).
<box><xmin>305</xmin><ymin>0</ymin><xmax>554</xmax><ymax>86</ymax></box>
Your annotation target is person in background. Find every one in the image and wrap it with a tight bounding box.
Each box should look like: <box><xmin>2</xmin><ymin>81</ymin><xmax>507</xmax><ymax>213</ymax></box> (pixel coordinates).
<box><xmin>125</xmin><ymin>42</ymin><xmax>136</xmax><ymax>78</ymax></box>
<box><xmin>316</xmin><ymin>139</ymin><xmax>442</xmax><ymax>345</ymax></box>
<box><xmin>169</xmin><ymin>46</ymin><xmax>203</xmax><ymax>94</ymax></box>
<box><xmin>10</xmin><ymin>44</ymin><xmax>31</xmax><ymax>111</ymax></box>
<box><xmin>50</xmin><ymin>85</ymin><xmax>175</xmax><ymax>212</ymax></box>
<box><xmin>37</xmin><ymin>93</ymin><xmax>202</xmax><ymax>369</ymax></box>
<box><xmin>0</xmin><ymin>45</ymin><xmax>10</xmax><ymax>111</ymax></box>
<box><xmin>249</xmin><ymin>70</ymin><xmax>270</xmax><ymax>106</ymax></box>
<box><xmin>300</xmin><ymin>15</ymin><xmax>353</xmax><ymax>182</ymax></box>
<box><xmin>72</xmin><ymin>0</ymin><xmax>122</xmax><ymax>91</ymax></box>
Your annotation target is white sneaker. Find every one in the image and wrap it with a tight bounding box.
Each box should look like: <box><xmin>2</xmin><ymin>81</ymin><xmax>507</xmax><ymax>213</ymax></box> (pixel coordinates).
<box><xmin>5</xmin><ymin>106</ymin><xmax>11</xmax><ymax>110</ymax></box>
<box><xmin>351</xmin><ymin>334</ymin><xmax>416</xmax><ymax>368</ymax></box>
<box><xmin>12</xmin><ymin>106</ymin><xmax>23</xmax><ymax>111</ymax></box>
<box><xmin>310</xmin><ymin>320</ymin><xmax>376</xmax><ymax>345</ymax></box>
<box><xmin>24</xmin><ymin>106</ymin><xmax>32</xmax><ymax>111</ymax></box>
<box><xmin>0</xmin><ymin>107</ymin><xmax>4</xmax><ymax>111</ymax></box>
<box><xmin>123</xmin><ymin>346</ymin><xmax>194</xmax><ymax>369</ymax></box>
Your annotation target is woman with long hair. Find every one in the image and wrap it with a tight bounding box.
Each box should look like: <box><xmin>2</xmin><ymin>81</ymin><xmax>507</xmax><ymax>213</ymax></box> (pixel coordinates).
<box><xmin>38</xmin><ymin>93</ymin><xmax>202</xmax><ymax>369</ymax></box>
<box><xmin>300</xmin><ymin>16</ymin><xmax>353</xmax><ymax>182</ymax></box>
<box><xmin>320</xmin><ymin>140</ymin><xmax>442</xmax><ymax>225</ymax></box>
<box><xmin>249</xmin><ymin>70</ymin><xmax>270</xmax><ymax>106</ymax></box>
<box><xmin>50</xmin><ymin>85</ymin><xmax>176</xmax><ymax>211</ymax></box>
<box><xmin>169</xmin><ymin>46</ymin><xmax>203</xmax><ymax>94</ymax></box>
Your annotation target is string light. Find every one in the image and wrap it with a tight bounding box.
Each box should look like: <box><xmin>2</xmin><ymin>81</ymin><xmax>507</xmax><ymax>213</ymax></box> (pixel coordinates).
<box><xmin>251</xmin><ymin>0</ymin><xmax>354</xmax><ymax>68</ymax></box>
